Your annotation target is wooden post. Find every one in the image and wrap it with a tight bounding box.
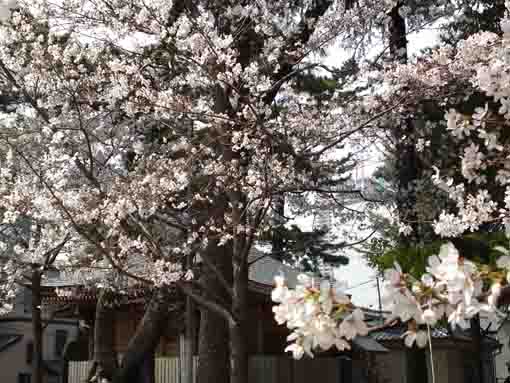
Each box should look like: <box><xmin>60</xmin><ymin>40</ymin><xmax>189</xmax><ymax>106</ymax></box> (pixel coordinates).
<box><xmin>376</xmin><ymin>275</ymin><xmax>383</xmax><ymax>324</ymax></box>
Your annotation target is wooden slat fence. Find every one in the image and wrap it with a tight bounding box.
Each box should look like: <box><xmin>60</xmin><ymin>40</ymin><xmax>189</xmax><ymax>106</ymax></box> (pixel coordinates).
<box><xmin>69</xmin><ymin>356</ymin><xmax>345</xmax><ymax>383</ymax></box>
<box><xmin>68</xmin><ymin>361</ymin><xmax>91</xmax><ymax>383</ymax></box>
<box><xmin>153</xmin><ymin>356</ymin><xmax>185</xmax><ymax>383</ymax></box>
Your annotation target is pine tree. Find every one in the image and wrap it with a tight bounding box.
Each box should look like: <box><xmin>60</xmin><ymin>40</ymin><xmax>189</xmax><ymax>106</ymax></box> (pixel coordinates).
<box><xmin>272</xmin><ymin>225</ymin><xmax>349</xmax><ymax>273</ymax></box>
<box><xmin>269</xmin><ymin>58</ymin><xmax>364</xmax><ymax>274</ymax></box>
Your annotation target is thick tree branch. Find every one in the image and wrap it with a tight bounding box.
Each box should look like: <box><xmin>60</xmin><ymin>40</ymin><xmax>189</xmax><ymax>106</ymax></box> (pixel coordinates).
<box><xmin>178</xmin><ymin>281</ymin><xmax>236</xmax><ymax>326</ymax></box>
<box><xmin>43</xmin><ymin>233</ymin><xmax>71</xmax><ymax>269</ymax></box>
<box><xmin>42</xmin><ymin>304</ymin><xmax>73</xmax><ymax>330</ymax></box>
<box><xmin>198</xmin><ymin>249</ymin><xmax>233</xmax><ymax>298</ymax></box>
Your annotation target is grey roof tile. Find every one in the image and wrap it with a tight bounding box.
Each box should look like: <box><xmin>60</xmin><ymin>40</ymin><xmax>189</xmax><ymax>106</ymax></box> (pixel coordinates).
<box><xmin>370</xmin><ymin>326</ymin><xmax>449</xmax><ymax>342</ymax></box>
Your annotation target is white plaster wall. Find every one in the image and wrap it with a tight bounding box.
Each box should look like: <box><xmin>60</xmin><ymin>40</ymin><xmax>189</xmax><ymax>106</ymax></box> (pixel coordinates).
<box><xmin>0</xmin><ymin>319</ymin><xmax>79</xmax><ymax>383</ymax></box>
<box><xmin>496</xmin><ymin>322</ymin><xmax>510</xmax><ymax>381</ymax></box>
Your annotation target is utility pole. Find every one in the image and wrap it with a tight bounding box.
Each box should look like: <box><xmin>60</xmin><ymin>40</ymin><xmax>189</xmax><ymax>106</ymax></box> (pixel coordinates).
<box><xmin>376</xmin><ymin>274</ymin><xmax>383</xmax><ymax>324</ymax></box>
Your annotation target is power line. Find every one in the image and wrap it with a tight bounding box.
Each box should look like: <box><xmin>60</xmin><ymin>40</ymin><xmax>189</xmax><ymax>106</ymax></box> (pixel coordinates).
<box><xmin>345</xmin><ymin>278</ymin><xmax>376</xmax><ymax>290</ymax></box>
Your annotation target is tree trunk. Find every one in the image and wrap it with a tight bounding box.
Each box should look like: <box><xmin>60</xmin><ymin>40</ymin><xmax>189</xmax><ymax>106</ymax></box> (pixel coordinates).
<box><xmin>113</xmin><ymin>287</ymin><xmax>178</xmax><ymax>383</ymax></box>
<box><xmin>388</xmin><ymin>6</ymin><xmax>407</xmax><ymax>64</ymax></box>
<box><xmin>180</xmin><ymin>296</ymin><xmax>196</xmax><ymax>383</ymax></box>
<box><xmin>31</xmin><ymin>269</ymin><xmax>44</xmax><ymax>383</ymax></box>
<box><xmin>229</xmin><ymin>321</ymin><xmax>247</xmax><ymax>383</ymax></box>
<box><xmin>395</xmin><ymin>117</ymin><xmax>421</xmax><ymax>244</ymax></box>
<box><xmin>86</xmin><ymin>289</ymin><xmax>118</xmax><ymax>382</ymax></box>
<box><xmin>197</xmin><ymin>304</ymin><xmax>230</xmax><ymax>383</ymax></box>
<box><xmin>271</xmin><ymin>194</ymin><xmax>285</xmax><ymax>257</ymax></box>
<box><xmin>388</xmin><ymin>4</ymin><xmax>422</xmax><ymax>245</ymax></box>
<box><xmin>196</xmin><ymin>241</ymin><xmax>232</xmax><ymax>383</ymax></box>
<box><xmin>229</xmin><ymin>256</ymin><xmax>248</xmax><ymax>383</ymax></box>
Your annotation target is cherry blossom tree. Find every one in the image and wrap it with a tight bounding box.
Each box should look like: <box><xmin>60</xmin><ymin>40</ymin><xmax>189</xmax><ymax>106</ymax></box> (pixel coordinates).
<box><xmin>3</xmin><ymin>0</ymin><xmax>508</xmax><ymax>378</ymax></box>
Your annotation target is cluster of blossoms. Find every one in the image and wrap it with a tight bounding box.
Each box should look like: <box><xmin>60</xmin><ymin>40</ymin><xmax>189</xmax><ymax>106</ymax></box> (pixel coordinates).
<box><xmin>0</xmin><ymin>260</ymin><xmax>20</xmax><ymax>314</ymax></box>
<box><xmin>273</xmin><ymin>242</ymin><xmax>510</xmax><ymax>358</ymax></box>
<box><xmin>383</xmin><ymin>243</ymin><xmax>506</xmax><ymax>343</ymax></box>
<box><xmin>272</xmin><ymin>274</ymin><xmax>368</xmax><ymax>359</ymax></box>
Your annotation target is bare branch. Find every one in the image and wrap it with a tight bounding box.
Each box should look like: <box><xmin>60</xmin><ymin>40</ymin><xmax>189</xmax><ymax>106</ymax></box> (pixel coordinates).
<box><xmin>309</xmin><ymin>94</ymin><xmax>409</xmax><ymax>158</ymax></box>
<box><xmin>43</xmin><ymin>233</ymin><xmax>71</xmax><ymax>269</ymax></box>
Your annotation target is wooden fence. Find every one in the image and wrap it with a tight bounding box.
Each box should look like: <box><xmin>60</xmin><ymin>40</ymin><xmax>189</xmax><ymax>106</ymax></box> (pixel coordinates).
<box><xmin>69</xmin><ymin>356</ymin><xmax>349</xmax><ymax>383</ymax></box>
<box><xmin>68</xmin><ymin>361</ymin><xmax>89</xmax><ymax>383</ymax></box>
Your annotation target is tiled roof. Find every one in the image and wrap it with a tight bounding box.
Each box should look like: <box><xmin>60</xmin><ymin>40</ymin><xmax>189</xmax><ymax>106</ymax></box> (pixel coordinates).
<box><xmin>370</xmin><ymin>324</ymin><xmax>500</xmax><ymax>350</ymax></box>
<box><xmin>42</xmin><ymin>246</ymin><xmax>305</xmax><ymax>292</ymax></box>
<box><xmin>43</xmin><ymin>251</ymin><xmax>302</xmax><ymax>303</ymax></box>
<box><xmin>42</xmin><ymin>285</ymin><xmax>155</xmax><ymax>305</ymax></box>
<box><xmin>370</xmin><ymin>326</ymin><xmax>449</xmax><ymax>342</ymax></box>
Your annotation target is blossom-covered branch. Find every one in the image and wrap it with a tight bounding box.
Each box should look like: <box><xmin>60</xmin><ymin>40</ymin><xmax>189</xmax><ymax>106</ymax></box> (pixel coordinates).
<box><xmin>272</xmin><ymin>241</ymin><xmax>510</xmax><ymax>358</ymax></box>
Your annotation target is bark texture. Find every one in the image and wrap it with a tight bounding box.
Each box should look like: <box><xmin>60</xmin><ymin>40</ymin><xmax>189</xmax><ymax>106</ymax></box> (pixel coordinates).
<box><xmin>229</xmin><ymin>254</ymin><xmax>248</xmax><ymax>383</ymax></box>
<box><xmin>113</xmin><ymin>287</ymin><xmax>178</xmax><ymax>383</ymax></box>
<box><xmin>388</xmin><ymin>4</ymin><xmax>423</xmax><ymax>245</ymax></box>
<box><xmin>196</xmin><ymin>241</ymin><xmax>232</xmax><ymax>383</ymax></box>
<box><xmin>86</xmin><ymin>289</ymin><xmax>118</xmax><ymax>382</ymax></box>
